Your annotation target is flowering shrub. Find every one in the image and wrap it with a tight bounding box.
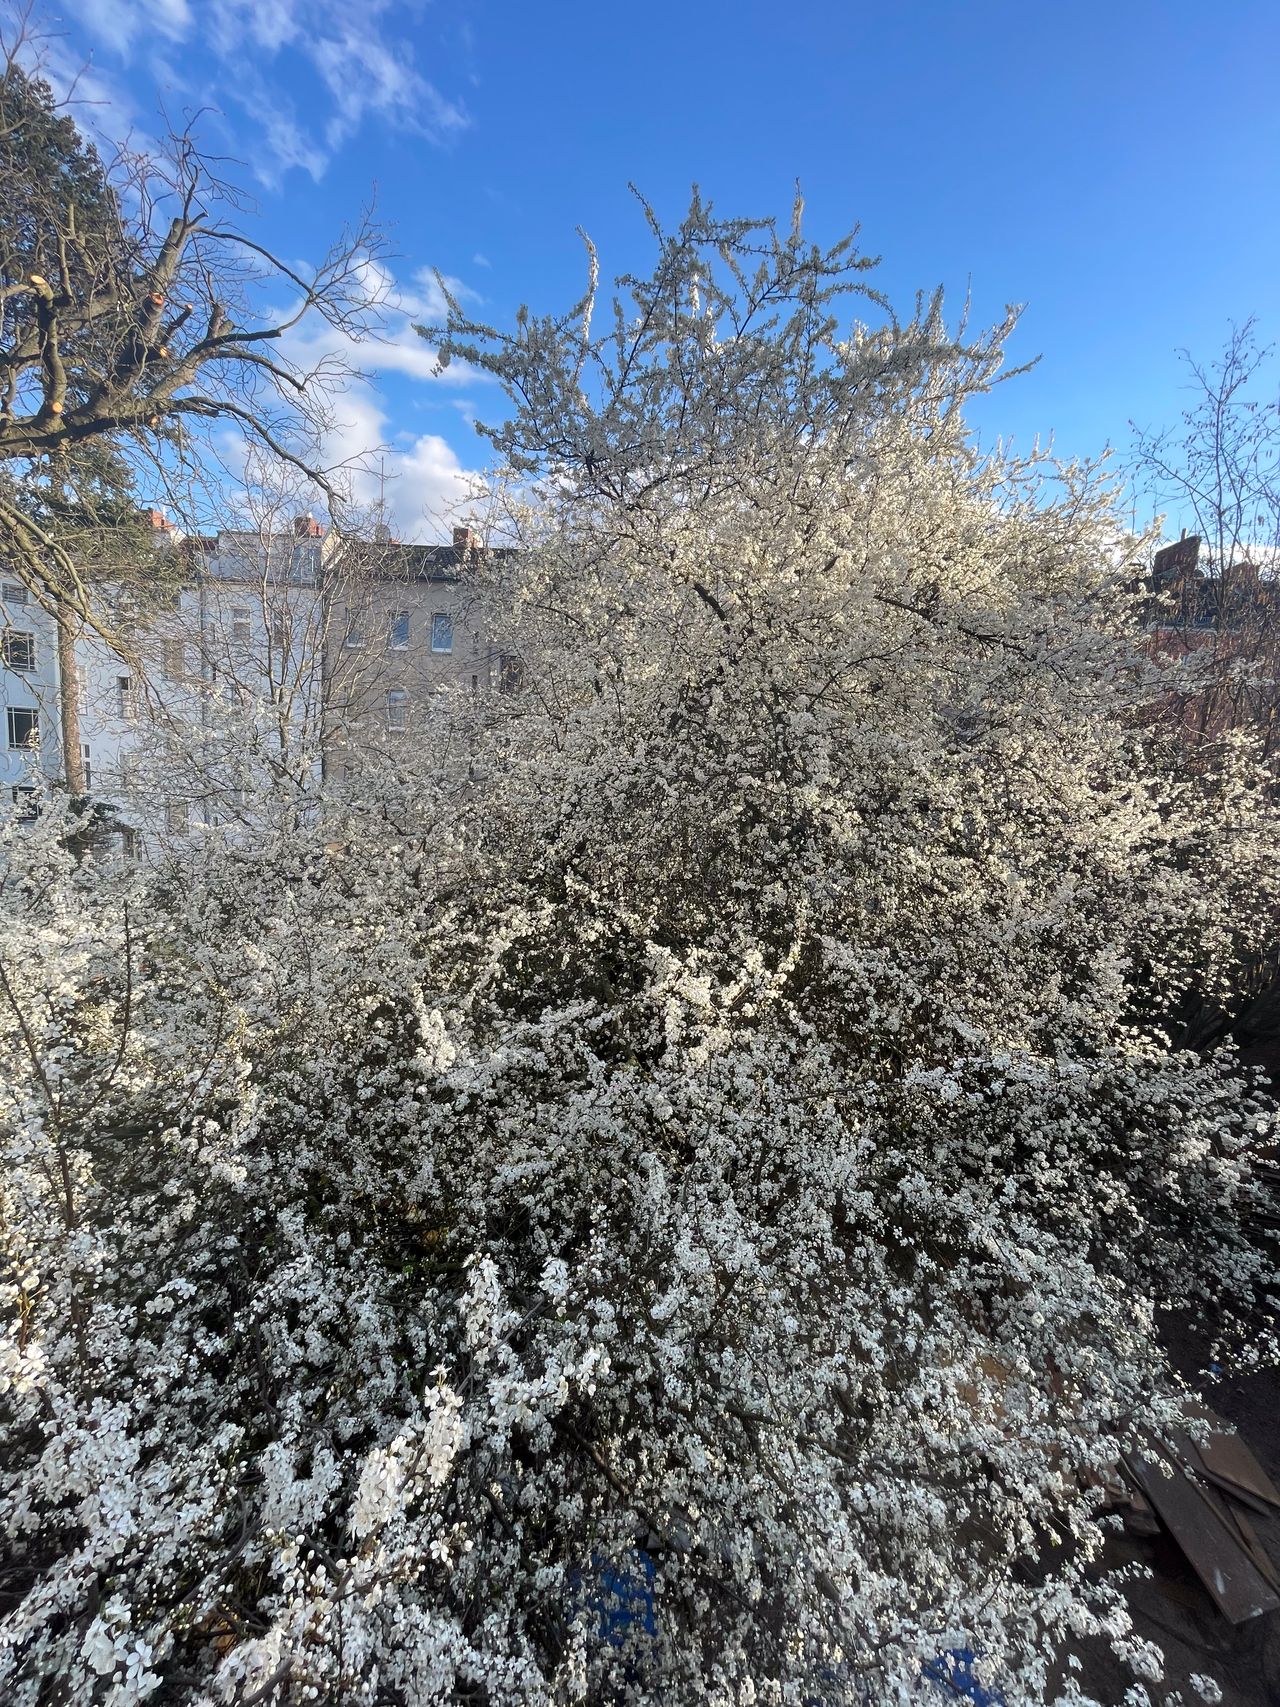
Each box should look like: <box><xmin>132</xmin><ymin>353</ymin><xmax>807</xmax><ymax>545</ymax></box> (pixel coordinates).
<box><xmin>2</xmin><ymin>199</ymin><xmax>1278</xmax><ymax>1704</ymax></box>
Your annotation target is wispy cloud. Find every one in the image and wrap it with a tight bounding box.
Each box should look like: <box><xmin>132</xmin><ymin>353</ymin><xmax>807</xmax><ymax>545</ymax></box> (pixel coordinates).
<box><xmin>70</xmin><ymin>0</ymin><xmax>193</xmax><ymax>52</ymax></box>
<box><xmin>59</xmin><ymin>0</ymin><xmax>469</xmax><ymax>183</ymax></box>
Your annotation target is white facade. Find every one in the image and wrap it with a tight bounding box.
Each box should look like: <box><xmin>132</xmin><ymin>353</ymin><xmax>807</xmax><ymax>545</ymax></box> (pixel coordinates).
<box><xmin>2</xmin><ymin>519</ymin><xmax>511</xmax><ymax>834</ymax></box>
<box><xmin>3</xmin><ymin>517</ymin><xmax>328</xmax><ymax>836</ymax></box>
<box><xmin>0</xmin><ymin>576</ymin><xmax>63</xmax><ymax>812</ymax></box>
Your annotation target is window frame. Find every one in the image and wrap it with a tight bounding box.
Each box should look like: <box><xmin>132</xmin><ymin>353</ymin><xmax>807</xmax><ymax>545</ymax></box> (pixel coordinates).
<box><xmin>6</xmin><ymin>706</ymin><xmax>39</xmax><ymax>749</ymax></box>
<box><xmin>431</xmin><ymin>612</ymin><xmax>454</xmax><ymax>654</ymax></box>
<box><xmin>2</xmin><ymin>630</ymin><xmax>36</xmax><ymax>673</ymax></box>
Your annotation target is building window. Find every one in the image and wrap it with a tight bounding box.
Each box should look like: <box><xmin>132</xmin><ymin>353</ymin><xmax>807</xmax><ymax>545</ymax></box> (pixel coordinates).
<box><xmin>470</xmin><ymin>673</ymin><xmax>479</xmax><ymax>692</ymax></box>
<box><xmin>431</xmin><ymin>613</ymin><xmax>453</xmax><ymax>654</ymax></box>
<box><xmin>116</xmin><ymin>675</ymin><xmax>137</xmax><ymax>720</ymax></box>
<box><xmin>165</xmin><ymin>800</ymin><xmax>188</xmax><ymax>834</ymax></box>
<box><xmin>161</xmin><ymin>638</ymin><xmax>185</xmax><ymax>681</ymax></box>
<box><xmin>2</xmin><ymin>631</ymin><xmax>35</xmax><ymax>672</ymax></box>
<box><xmin>7</xmin><ymin>706</ymin><xmax>39</xmax><ymax>748</ymax></box>
<box><xmin>271</xmin><ymin>612</ymin><xmax>287</xmax><ymax>650</ymax></box>
<box><xmin>389</xmin><ymin>610</ymin><xmax>411</xmax><ymax>649</ymax></box>
<box><xmin>472</xmin><ymin>629</ymin><xmax>481</xmax><ymax>656</ymax></box>
<box><xmin>231</xmin><ymin>608</ymin><xmax>252</xmax><ymax>645</ymax></box>
<box><xmin>81</xmin><ymin>744</ymin><xmax>92</xmax><ymax>789</ymax></box>
<box><xmin>2</xmin><ymin>582</ymin><xmax>29</xmax><ymax>607</ymax></box>
<box><xmin>10</xmin><ymin>785</ymin><xmax>39</xmax><ymax>821</ymax></box>
<box><xmin>344</xmin><ymin>615</ymin><xmax>365</xmax><ymax>649</ymax></box>
<box><xmin>386</xmin><ymin>687</ymin><xmax>408</xmax><ymax>731</ymax></box>
<box><xmin>498</xmin><ymin>654</ymin><xmax>525</xmax><ymax>694</ymax></box>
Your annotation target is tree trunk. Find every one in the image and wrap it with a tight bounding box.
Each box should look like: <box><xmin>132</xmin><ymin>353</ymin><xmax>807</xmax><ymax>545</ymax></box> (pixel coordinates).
<box><xmin>56</xmin><ymin>600</ymin><xmax>85</xmax><ymax>794</ymax></box>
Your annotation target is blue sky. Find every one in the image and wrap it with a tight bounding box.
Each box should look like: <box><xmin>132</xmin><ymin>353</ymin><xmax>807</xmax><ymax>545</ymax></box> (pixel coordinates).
<box><xmin>30</xmin><ymin>0</ymin><xmax>1280</xmax><ymax>540</ymax></box>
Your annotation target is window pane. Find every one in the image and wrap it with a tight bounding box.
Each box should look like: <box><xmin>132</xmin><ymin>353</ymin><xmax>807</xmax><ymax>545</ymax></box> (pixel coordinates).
<box><xmin>7</xmin><ymin>707</ymin><xmax>39</xmax><ymax>747</ymax></box>
<box><xmin>3</xmin><ymin>632</ymin><xmax>36</xmax><ymax>672</ymax></box>
<box><xmin>386</xmin><ymin>688</ymin><xmax>407</xmax><ymax>730</ymax></box>
<box><xmin>431</xmin><ymin>613</ymin><xmax>453</xmax><ymax>653</ymax></box>
<box><xmin>389</xmin><ymin>611</ymin><xmax>411</xmax><ymax>648</ymax></box>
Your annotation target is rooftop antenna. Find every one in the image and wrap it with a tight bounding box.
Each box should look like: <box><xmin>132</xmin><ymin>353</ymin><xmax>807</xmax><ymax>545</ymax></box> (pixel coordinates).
<box><xmin>372</xmin><ymin>457</ymin><xmax>393</xmax><ymax>546</ymax></box>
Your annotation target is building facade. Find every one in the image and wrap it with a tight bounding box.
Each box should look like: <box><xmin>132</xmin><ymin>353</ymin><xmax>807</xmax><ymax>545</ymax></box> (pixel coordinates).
<box><xmin>1</xmin><ymin>516</ymin><xmax>512</xmax><ymax>834</ymax></box>
<box><xmin>323</xmin><ymin>527</ymin><xmax>516</xmax><ymax>781</ymax></box>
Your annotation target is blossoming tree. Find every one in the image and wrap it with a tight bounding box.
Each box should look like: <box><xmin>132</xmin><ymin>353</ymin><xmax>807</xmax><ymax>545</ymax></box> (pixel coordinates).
<box><xmin>2</xmin><ymin>194</ymin><xmax>1278</xmax><ymax>1705</ymax></box>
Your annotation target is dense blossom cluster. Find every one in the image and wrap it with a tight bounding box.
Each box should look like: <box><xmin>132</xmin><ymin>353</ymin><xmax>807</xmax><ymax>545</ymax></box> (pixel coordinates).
<box><xmin>2</xmin><ymin>201</ymin><xmax>1279</xmax><ymax>1704</ymax></box>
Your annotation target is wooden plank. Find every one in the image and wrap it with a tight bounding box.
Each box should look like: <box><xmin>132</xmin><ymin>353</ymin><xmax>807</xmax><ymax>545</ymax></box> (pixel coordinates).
<box><xmin>1185</xmin><ymin>1466</ymin><xmax>1280</xmax><ymax>1595</ymax></box>
<box><xmin>1225</xmin><ymin>1507</ymin><xmax>1280</xmax><ymax>1595</ymax></box>
<box><xmin>1122</xmin><ymin>1448</ymin><xmax>1280</xmax><ymax>1624</ymax></box>
<box><xmin>1183</xmin><ymin>1407</ymin><xmax>1280</xmax><ymax>1510</ymax></box>
<box><xmin>1195</xmin><ymin>1468</ymin><xmax>1277</xmax><ymax>1520</ymax></box>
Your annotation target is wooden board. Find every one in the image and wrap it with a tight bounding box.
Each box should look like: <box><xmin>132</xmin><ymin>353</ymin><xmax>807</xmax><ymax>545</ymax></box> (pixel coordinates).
<box><xmin>1183</xmin><ymin>1405</ymin><xmax>1280</xmax><ymax>1511</ymax></box>
<box><xmin>1122</xmin><ymin>1447</ymin><xmax>1280</xmax><ymax>1624</ymax></box>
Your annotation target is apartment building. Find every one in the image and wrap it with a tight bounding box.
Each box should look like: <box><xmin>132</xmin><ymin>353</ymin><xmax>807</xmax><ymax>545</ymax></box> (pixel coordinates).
<box><xmin>0</xmin><ymin>573</ymin><xmax>62</xmax><ymax>815</ymax></box>
<box><xmin>1</xmin><ymin>515</ymin><xmax>512</xmax><ymax>830</ymax></box>
<box><xmin>324</xmin><ymin>527</ymin><xmax>516</xmax><ymax>780</ymax></box>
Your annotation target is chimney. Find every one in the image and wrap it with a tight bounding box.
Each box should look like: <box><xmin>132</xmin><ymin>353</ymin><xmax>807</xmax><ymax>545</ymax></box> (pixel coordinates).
<box><xmin>293</xmin><ymin>514</ymin><xmax>323</xmax><ymax>538</ymax></box>
<box><xmin>148</xmin><ymin>508</ymin><xmax>173</xmax><ymax>531</ymax></box>
<box><xmin>453</xmin><ymin>526</ymin><xmax>479</xmax><ymax>553</ymax></box>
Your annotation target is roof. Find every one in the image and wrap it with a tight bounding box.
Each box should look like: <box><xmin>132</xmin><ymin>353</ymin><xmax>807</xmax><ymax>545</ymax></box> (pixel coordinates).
<box><xmin>330</xmin><ymin>538</ymin><xmax>518</xmax><ymax>583</ymax></box>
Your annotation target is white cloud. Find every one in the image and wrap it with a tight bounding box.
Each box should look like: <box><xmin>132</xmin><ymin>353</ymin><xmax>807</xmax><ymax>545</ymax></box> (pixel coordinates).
<box><xmin>322</xmin><ymin>382</ymin><xmax>481</xmax><ymax>541</ymax></box>
<box><xmin>270</xmin><ymin>259</ymin><xmax>492</xmax><ymax>541</ymax></box>
<box><xmin>222</xmin><ymin>66</ymin><xmax>329</xmax><ymax>186</ymax></box>
<box><xmin>15</xmin><ymin>26</ymin><xmax>150</xmax><ymax>152</ymax></box>
<box><xmin>60</xmin><ymin>0</ymin><xmax>468</xmax><ymax>183</ymax></box>
<box><xmin>277</xmin><ymin>258</ymin><xmax>490</xmax><ymax>390</ymax></box>
<box><xmin>69</xmin><ymin>0</ymin><xmax>192</xmax><ymax>51</ymax></box>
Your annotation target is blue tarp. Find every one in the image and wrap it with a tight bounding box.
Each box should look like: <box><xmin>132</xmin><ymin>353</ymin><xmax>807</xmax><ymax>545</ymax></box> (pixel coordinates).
<box><xmin>923</xmin><ymin>1649</ymin><xmax>1006</xmax><ymax>1705</ymax></box>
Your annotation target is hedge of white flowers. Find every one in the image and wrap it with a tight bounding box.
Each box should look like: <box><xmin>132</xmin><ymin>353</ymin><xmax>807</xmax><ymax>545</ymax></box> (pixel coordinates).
<box><xmin>2</xmin><ymin>199</ymin><xmax>1278</xmax><ymax>1706</ymax></box>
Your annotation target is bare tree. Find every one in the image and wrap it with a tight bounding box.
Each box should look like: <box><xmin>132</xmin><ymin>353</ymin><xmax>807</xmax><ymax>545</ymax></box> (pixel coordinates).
<box><xmin>0</xmin><ymin>22</ymin><xmax>384</xmax><ymax>790</ymax></box>
<box><xmin>1130</xmin><ymin>319</ymin><xmax>1280</xmax><ymax>754</ymax></box>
